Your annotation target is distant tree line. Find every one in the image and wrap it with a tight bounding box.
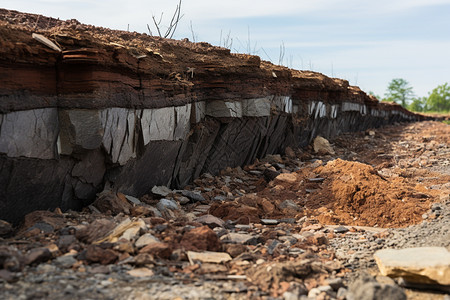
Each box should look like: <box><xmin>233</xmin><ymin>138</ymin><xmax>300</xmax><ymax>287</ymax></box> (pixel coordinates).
<box><xmin>370</xmin><ymin>79</ymin><xmax>450</xmax><ymax>113</ymax></box>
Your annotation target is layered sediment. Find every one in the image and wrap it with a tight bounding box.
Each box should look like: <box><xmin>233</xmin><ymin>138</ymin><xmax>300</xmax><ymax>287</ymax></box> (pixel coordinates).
<box><xmin>0</xmin><ymin>9</ymin><xmax>428</xmax><ymax>223</ymax></box>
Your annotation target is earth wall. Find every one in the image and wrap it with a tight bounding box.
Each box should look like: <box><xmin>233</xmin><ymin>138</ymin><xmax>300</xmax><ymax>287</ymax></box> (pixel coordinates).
<box><xmin>0</xmin><ymin>9</ymin><xmax>428</xmax><ymax>223</ymax></box>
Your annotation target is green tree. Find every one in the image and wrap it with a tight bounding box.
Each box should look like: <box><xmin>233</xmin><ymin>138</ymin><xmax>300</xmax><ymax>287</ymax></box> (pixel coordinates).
<box><xmin>384</xmin><ymin>78</ymin><xmax>414</xmax><ymax>108</ymax></box>
<box><xmin>408</xmin><ymin>97</ymin><xmax>426</xmax><ymax>112</ymax></box>
<box><xmin>425</xmin><ymin>83</ymin><xmax>450</xmax><ymax>112</ymax></box>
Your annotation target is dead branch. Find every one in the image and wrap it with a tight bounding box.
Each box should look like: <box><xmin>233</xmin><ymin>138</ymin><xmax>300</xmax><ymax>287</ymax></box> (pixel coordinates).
<box><xmin>149</xmin><ymin>0</ymin><xmax>183</xmax><ymax>39</ymax></box>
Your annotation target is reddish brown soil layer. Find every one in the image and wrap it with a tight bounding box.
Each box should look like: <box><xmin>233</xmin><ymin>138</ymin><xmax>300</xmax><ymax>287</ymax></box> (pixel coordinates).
<box><xmin>0</xmin><ymin>8</ymin><xmax>425</xmax><ymax>118</ymax></box>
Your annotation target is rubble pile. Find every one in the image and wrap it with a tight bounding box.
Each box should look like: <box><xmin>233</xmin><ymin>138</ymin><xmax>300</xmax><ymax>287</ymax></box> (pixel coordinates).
<box><xmin>1</xmin><ymin>121</ymin><xmax>449</xmax><ymax>299</ymax></box>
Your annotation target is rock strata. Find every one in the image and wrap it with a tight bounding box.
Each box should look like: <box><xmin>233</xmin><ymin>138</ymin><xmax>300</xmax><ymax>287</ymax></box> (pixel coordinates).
<box><xmin>0</xmin><ymin>9</ymin><xmax>431</xmax><ymax>223</ymax></box>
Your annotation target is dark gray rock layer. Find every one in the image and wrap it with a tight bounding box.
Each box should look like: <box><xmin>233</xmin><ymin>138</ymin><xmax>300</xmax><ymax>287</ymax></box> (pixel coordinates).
<box><xmin>0</xmin><ymin>98</ymin><xmax>423</xmax><ymax>224</ymax></box>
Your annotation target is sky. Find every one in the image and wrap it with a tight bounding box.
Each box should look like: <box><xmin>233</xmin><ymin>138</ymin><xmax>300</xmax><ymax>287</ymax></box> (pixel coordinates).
<box><xmin>3</xmin><ymin>0</ymin><xmax>450</xmax><ymax>99</ymax></box>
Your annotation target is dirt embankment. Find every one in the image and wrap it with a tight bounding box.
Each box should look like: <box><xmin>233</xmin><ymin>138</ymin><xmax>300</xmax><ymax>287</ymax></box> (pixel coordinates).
<box><xmin>0</xmin><ymin>8</ymin><xmax>432</xmax><ymax>225</ymax></box>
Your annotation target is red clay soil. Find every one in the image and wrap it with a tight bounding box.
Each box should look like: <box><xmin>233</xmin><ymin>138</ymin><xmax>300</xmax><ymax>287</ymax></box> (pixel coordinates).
<box><xmin>250</xmin><ymin>159</ymin><xmax>434</xmax><ymax>228</ymax></box>
<box><xmin>310</xmin><ymin>159</ymin><xmax>432</xmax><ymax>227</ymax></box>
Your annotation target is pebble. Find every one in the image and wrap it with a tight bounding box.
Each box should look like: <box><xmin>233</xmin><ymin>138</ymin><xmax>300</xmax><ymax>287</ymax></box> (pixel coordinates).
<box><xmin>288</xmin><ymin>248</ymin><xmax>305</xmax><ymax>255</ymax></box>
<box><xmin>333</xmin><ymin>226</ymin><xmax>349</xmax><ymax>233</ymax></box>
<box><xmin>135</xmin><ymin>233</ymin><xmax>160</xmax><ymax>248</ymax></box>
<box><xmin>260</xmin><ymin>219</ymin><xmax>279</xmax><ymax>225</ymax></box>
<box><xmin>54</xmin><ymin>255</ymin><xmax>77</xmax><ymax>268</ymax></box>
<box><xmin>181</xmin><ymin>190</ymin><xmax>206</xmax><ymax>202</ymax></box>
<box><xmin>213</xmin><ymin>195</ymin><xmax>226</xmax><ymax>201</ymax></box>
<box><xmin>177</xmin><ymin>196</ymin><xmax>190</xmax><ymax>205</ymax></box>
<box><xmin>125</xmin><ymin>195</ymin><xmax>142</xmax><ymax>205</ymax></box>
<box><xmin>195</xmin><ymin>214</ymin><xmax>225</xmax><ymax>228</ymax></box>
<box><xmin>221</xmin><ymin>232</ymin><xmax>256</xmax><ymax>244</ymax></box>
<box><xmin>234</xmin><ymin>224</ymin><xmax>252</xmax><ymax>231</ymax></box>
<box><xmin>329</xmin><ymin>202</ymin><xmax>450</xmax><ymax>274</ymax></box>
<box><xmin>283</xmin><ymin>291</ymin><xmax>301</xmax><ymax>300</ymax></box>
<box><xmin>151</xmin><ymin>185</ymin><xmax>172</xmax><ymax>197</ymax></box>
<box><xmin>308</xmin><ymin>287</ymin><xmax>321</xmax><ymax>298</ymax></box>
<box><xmin>156</xmin><ymin>198</ymin><xmax>178</xmax><ymax>211</ymax></box>
<box><xmin>308</xmin><ymin>177</ymin><xmax>325</xmax><ymax>182</ymax></box>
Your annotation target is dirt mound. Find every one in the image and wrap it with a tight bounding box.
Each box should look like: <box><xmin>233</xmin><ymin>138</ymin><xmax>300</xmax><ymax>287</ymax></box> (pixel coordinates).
<box><xmin>310</xmin><ymin>159</ymin><xmax>432</xmax><ymax>227</ymax></box>
<box><xmin>209</xmin><ymin>157</ymin><xmax>435</xmax><ymax>228</ymax></box>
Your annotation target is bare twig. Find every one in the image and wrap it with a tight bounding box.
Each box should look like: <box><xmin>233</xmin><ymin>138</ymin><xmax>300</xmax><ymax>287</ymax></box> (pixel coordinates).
<box><xmin>167</xmin><ymin>0</ymin><xmax>182</xmax><ymax>38</ymax></box>
<box><xmin>297</xmin><ymin>55</ymin><xmax>304</xmax><ymax>69</ymax></box>
<box><xmin>152</xmin><ymin>14</ymin><xmax>163</xmax><ymax>37</ymax></box>
<box><xmin>252</xmin><ymin>41</ymin><xmax>258</xmax><ymax>55</ymax></box>
<box><xmin>261</xmin><ymin>47</ymin><xmax>273</xmax><ymax>62</ymax></box>
<box><xmin>278</xmin><ymin>41</ymin><xmax>285</xmax><ymax>65</ymax></box>
<box><xmin>220</xmin><ymin>29</ymin><xmax>233</xmax><ymax>49</ymax></box>
<box><xmin>247</xmin><ymin>26</ymin><xmax>251</xmax><ymax>54</ymax></box>
<box><xmin>288</xmin><ymin>54</ymin><xmax>293</xmax><ymax>68</ymax></box>
<box><xmin>149</xmin><ymin>0</ymin><xmax>183</xmax><ymax>39</ymax></box>
<box><xmin>234</xmin><ymin>37</ymin><xmax>245</xmax><ymax>53</ymax></box>
<box><xmin>146</xmin><ymin>24</ymin><xmax>153</xmax><ymax>36</ymax></box>
<box><xmin>190</xmin><ymin>20</ymin><xmax>197</xmax><ymax>42</ymax></box>
<box><xmin>225</xmin><ymin>31</ymin><xmax>233</xmax><ymax>49</ymax></box>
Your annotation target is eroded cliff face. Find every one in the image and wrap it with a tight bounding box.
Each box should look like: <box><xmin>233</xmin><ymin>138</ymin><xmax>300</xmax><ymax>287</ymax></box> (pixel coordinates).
<box><xmin>0</xmin><ymin>9</ymin><xmax>427</xmax><ymax>223</ymax></box>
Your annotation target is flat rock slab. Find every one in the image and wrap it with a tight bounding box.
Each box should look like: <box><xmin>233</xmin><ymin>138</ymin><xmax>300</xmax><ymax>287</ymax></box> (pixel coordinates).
<box><xmin>127</xmin><ymin>267</ymin><xmax>155</xmax><ymax>278</ymax></box>
<box><xmin>187</xmin><ymin>251</ymin><xmax>232</xmax><ymax>265</ymax></box>
<box><xmin>151</xmin><ymin>185</ymin><xmax>172</xmax><ymax>197</ymax></box>
<box><xmin>222</xmin><ymin>232</ymin><xmax>256</xmax><ymax>245</ymax></box>
<box><xmin>195</xmin><ymin>214</ymin><xmax>225</xmax><ymax>228</ymax></box>
<box><xmin>374</xmin><ymin>247</ymin><xmax>450</xmax><ymax>285</ymax></box>
<box><xmin>260</xmin><ymin>219</ymin><xmax>279</xmax><ymax>225</ymax></box>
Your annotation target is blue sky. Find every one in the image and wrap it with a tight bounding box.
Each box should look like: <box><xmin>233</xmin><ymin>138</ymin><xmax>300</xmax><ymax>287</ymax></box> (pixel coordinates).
<box><xmin>3</xmin><ymin>0</ymin><xmax>450</xmax><ymax>99</ymax></box>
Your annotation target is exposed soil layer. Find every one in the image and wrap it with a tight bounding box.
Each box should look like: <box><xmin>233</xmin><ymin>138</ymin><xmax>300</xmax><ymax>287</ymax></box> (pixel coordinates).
<box><xmin>0</xmin><ymin>7</ymin><xmax>425</xmax><ymax>114</ymax></box>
